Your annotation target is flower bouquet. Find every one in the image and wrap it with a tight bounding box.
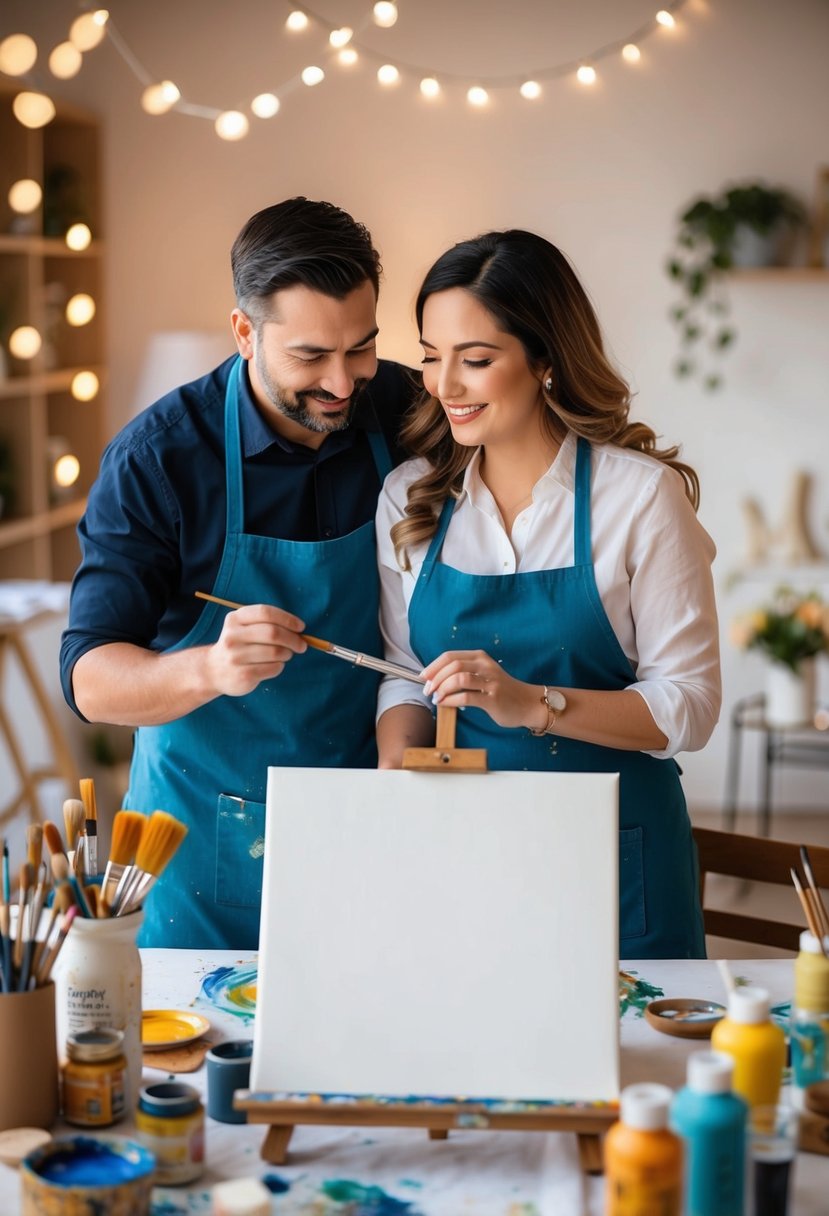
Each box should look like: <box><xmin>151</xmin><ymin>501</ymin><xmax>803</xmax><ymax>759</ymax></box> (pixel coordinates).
<box><xmin>730</xmin><ymin>587</ymin><xmax>828</xmax><ymax>675</ymax></box>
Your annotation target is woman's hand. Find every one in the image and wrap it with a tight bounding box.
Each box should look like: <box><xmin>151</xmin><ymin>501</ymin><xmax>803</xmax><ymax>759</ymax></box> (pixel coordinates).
<box><xmin>421</xmin><ymin>650</ymin><xmax>547</xmax><ymax>732</ymax></box>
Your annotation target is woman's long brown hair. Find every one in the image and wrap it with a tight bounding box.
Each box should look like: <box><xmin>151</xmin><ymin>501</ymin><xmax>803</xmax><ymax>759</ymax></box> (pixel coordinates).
<box><xmin>392</xmin><ymin>230</ymin><xmax>699</xmax><ymax>569</ymax></box>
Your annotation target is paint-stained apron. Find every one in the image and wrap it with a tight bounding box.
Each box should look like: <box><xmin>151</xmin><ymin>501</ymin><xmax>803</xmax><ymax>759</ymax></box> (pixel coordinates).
<box><xmin>407</xmin><ymin>437</ymin><xmax>705</xmax><ymax>959</ymax></box>
<box><xmin>129</xmin><ymin>357</ymin><xmax>392</xmax><ymax>948</ymax></box>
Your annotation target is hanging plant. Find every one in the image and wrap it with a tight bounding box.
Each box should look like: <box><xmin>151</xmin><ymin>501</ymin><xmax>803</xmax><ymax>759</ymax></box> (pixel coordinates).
<box><xmin>666</xmin><ymin>182</ymin><xmax>807</xmax><ymax>390</ymax></box>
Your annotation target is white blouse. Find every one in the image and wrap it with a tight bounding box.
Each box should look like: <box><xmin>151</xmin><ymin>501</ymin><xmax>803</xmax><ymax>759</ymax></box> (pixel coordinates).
<box><xmin>376</xmin><ymin>431</ymin><xmax>721</xmax><ymax>759</ymax></box>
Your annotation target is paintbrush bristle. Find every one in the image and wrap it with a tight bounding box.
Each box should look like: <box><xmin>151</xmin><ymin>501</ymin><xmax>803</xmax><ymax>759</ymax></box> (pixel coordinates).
<box><xmin>43</xmin><ymin>821</ymin><xmax>67</xmax><ymax>858</ymax></box>
<box><xmin>18</xmin><ymin>862</ymin><xmax>34</xmax><ymax>894</ymax></box>
<box><xmin>26</xmin><ymin>824</ymin><xmax>43</xmax><ymax>870</ymax></box>
<box><xmin>134</xmin><ymin>811</ymin><xmax>188</xmax><ymax>878</ymax></box>
<box><xmin>50</xmin><ymin>852</ymin><xmax>70</xmax><ymax>883</ymax></box>
<box><xmin>63</xmin><ymin>799</ymin><xmax>86</xmax><ymax>849</ymax></box>
<box><xmin>109</xmin><ymin>810</ymin><xmax>146</xmax><ymax>866</ymax></box>
<box><xmin>79</xmin><ymin>778</ymin><xmax>98</xmax><ymax>822</ymax></box>
<box><xmin>302</xmin><ymin>634</ymin><xmax>333</xmax><ymax>652</ymax></box>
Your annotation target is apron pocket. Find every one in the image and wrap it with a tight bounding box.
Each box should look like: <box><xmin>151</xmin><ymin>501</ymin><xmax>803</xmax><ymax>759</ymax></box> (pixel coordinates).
<box><xmin>215</xmin><ymin>793</ymin><xmax>265</xmax><ymax>908</ymax></box>
<box><xmin>618</xmin><ymin>826</ymin><xmax>646</xmax><ymax>941</ymax></box>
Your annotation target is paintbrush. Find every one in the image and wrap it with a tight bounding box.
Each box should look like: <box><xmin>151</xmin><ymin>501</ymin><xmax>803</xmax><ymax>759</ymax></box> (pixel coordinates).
<box><xmin>1</xmin><ymin>839</ymin><xmax>9</xmax><ymax>906</ymax></box>
<box><xmin>64</xmin><ymin>798</ymin><xmax>87</xmax><ymax>877</ymax></box>
<box><xmin>43</xmin><ymin>820</ymin><xmax>67</xmax><ymax>862</ymax></box>
<box><xmin>13</xmin><ymin>863</ymin><xmax>34</xmax><ymax>973</ymax></box>
<box><xmin>115</xmin><ymin>811</ymin><xmax>188</xmax><ymax>916</ymax></box>
<box><xmin>800</xmin><ymin>846</ymin><xmax>829</xmax><ymax>940</ymax></box>
<box><xmin>791</xmin><ymin>867</ymin><xmax>829</xmax><ymax>956</ymax></box>
<box><xmin>79</xmin><ymin>778</ymin><xmax>99</xmax><ymax>878</ymax></box>
<box><xmin>17</xmin><ymin>871</ymin><xmax>47</xmax><ymax>992</ymax></box>
<box><xmin>36</xmin><ymin>905</ymin><xmax>78</xmax><ymax>986</ymax></box>
<box><xmin>25</xmin><ymin>824</ymin><xmax>43</xmax><ymax>873</ymax></box>
<box><xmin>101</xmin><ymin>810</ymin><xmax>145</xmax><ymax>912</ymax></box>
<box><xmin>195</xmin><ymin>590</ymin><xmax>426</xmax><ymax>685</ymax></box>
<box><xmin>51</xmin><ymin>853</ymin><xmax>92</xmax><ymax>919</ymax></box>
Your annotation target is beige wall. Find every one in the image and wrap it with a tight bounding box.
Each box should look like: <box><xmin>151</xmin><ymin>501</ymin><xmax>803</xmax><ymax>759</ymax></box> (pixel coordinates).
<box><xmin>3</xmin><ymin>0</ymin><xmax>829</xmax><ymax>811</ymax></box>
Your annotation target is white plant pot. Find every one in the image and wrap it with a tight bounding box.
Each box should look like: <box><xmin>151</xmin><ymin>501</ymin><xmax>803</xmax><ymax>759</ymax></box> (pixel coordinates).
<box><xmin>764</xmin><ymin>658</ymin><xmax>816</xmax><ymax>728</ymax></box>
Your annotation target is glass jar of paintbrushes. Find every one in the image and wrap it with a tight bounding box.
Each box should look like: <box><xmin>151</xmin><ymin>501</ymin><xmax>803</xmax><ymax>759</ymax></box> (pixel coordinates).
<box><xmin>40</xmin><ymin>781</ymin><xmax>188</xmax><ymax>1114</ymax></box>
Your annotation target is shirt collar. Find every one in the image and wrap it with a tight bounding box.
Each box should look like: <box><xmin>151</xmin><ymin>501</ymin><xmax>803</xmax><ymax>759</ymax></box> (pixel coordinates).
<box><xmin>460</xmin><ymin>429</ymin><xmax>577</xmax><ymax>506</ymax></box>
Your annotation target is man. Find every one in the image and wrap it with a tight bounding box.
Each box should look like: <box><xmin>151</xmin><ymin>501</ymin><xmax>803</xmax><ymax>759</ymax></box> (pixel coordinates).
<box><xmin>60</xmin><ymin>198</ymin><xmax>415</xmax><ymax>949</ymax></box>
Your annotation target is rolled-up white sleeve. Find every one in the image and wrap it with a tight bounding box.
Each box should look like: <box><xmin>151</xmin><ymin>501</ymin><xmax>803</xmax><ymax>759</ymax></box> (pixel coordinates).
<box><xmin>622</xmin><ymin>467</ymin><xmax>721</xmax><ymax>758</ymax></box>
<box><xmin>376</xmin><ymin>462</ymin><xmax>434</xmax><ymax>723</ymax></box>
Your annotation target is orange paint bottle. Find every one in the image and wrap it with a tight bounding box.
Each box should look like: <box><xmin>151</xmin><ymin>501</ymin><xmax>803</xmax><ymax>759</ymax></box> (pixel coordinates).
<box><xmin>605</xmin><ymin>1083</ymin><xmax>683</xmax><ymax>1216</ymax></box>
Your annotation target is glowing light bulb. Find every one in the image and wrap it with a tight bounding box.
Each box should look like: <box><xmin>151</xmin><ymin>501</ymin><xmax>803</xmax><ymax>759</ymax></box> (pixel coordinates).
<box><xmin>66</xmin><ymin>294</ymin><xmax>96</xmax><ymax>326</ymax></box>
<box><xmin>377</xmin><ymin>64</ymin><xmax>399</xmax><ymax>86</ymax></box>
<box><xmin>329</xmin><ymin>27</ymin><xmax>353</xmax><ymax>48</ymax></box>
<box><xmin>71</xmin><ymin>371</ymin><xmax>99</xmax><ymax>401</ymax></box>
<box><xmin>12</xmin><ymin>91</ymin><xmax>56</xmax><ymax>129</ymax></box>
<box><xmin>467</xmin><ymin>86</ymin><xmax>489</xmax><ymax>107</ymax></box>
<box><xmin>55</xmin><ymin>453</ymin><xmax>81</xmax><ymax>488</ymax></box>
<box><xmin>0</xmin><ymin>33</ymin><xmax>38</xmax><ymax>76</ymax></box>
<box><xmin>49</xmin><ymin>41</ymin><xmax>83</xmax><ymax>79</ymax></box>
<box><xmin>141</xmin><ymin>81</ymin><xmax>180</xmax><ymax>115</ymax></box>
<box><xmin>69</xmin><ymin>10</ymin><xmax>109</xmax><ymax>52</ymax></box>
<box><xmin>286</xmin><ymin>11</ymin><xmax>309</xmax><ymax>31</ymax></box>
<box><xmin>9</xmin><ymin>326</ymin><xmax>42</xmax><ymax>360</ymax></box>
<box><xmin>301</xmin><ymin>66</ymin><xmax>324</xmax><ymax>86</ymax></box>
<box><xmin>8</xmin><ymin>179</ymin><xmax>42</xmax><ymax>214</ymax></box>
<box><xmin>576</xmin><ymin>65</ymin><xmax>597</xmax><ymax>85</ymax></box>
<box><xmin>656</xmin><ymin>9</ymin><xmax>675</xmax><ymax>26</ymax></box>
<box><xmin>215</xmin><ymin>110</ymin><xmax>249</xmax><ymax>140</ymax></box>
<box><xmin>65</xmin><ymin>223</ymin><xmax>92</xmax><ymax>251</ymax></box>
<box><xmin>520</xmin><ymin>80</ymin><xmax>541</xmax><ymax>100</ymax></box>
<box><xmin>338</xmin><ymin>48</ymin><xmax>358</xmax><ymax>66</ymax></box>
<box><xmin>373</xmin><ymin>2</ymin><xmax>398</xmax><ymax>28</ymax></box>
<box><xmin>420</xmin><ymin>77</ymin><xmax>440</xmax><ymax>99</ymax></box>
<box><xmin>622</xmin><ymin>43</ymin><xmax>641</xmax><ymax>63</ymax></box>
<box><xmin>251</xmin><ymin>93</ymin><xmax>280</xmax><ymax>118</ymax></box>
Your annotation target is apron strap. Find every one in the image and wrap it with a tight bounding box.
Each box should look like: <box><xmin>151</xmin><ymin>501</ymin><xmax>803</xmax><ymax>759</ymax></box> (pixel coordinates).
<box><xmin>366</xmin><ymin>427</ymin><xmax>393</xmax><ymax>482</ymax></box>
<box><xmin>574</xmin><ymin>437</ymin><xmax>593</xmax><ymax>567</ymax></box>
<box><xmin>421</xmin><ymin>495</ymin><xmax>455</xmax><ymax>576</ymax></box>
<box><xmin>223</xmin><ymin>357</ymin><xmax>245</xmax><ymax>537</ymax></box>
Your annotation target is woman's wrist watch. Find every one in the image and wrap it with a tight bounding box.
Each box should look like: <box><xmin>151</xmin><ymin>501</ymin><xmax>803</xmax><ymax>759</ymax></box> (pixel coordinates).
<box><xmin>528</xmin><ymin>685</ymin><xmax>567</xmax><ymax>736</ymax></box>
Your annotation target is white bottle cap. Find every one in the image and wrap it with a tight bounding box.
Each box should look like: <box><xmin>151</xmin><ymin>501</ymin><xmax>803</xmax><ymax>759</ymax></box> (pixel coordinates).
<box><xmin>620</xmin><ymin>1082</ymin><xmax>674</xmax><ymax>1130</ymax></box>
<box><xmin>687</xmin><ymin>1050</ymin><xmax>734</xmax><ymax>1094</ymax></box>
<box><xmin>727</xmin><ymin>986</ymin><xmax>770</xmax><ymax>1024</ymax></box>
<box><xmin>799</xmin><ymin>930</ymin><xmax>829</xmax><ymax>955</ymax></box>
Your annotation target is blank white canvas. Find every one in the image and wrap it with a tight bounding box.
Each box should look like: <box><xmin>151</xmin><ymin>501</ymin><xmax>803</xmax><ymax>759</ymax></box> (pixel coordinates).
<box><xmin>252</xmin><ymin>768</ymin><xmax>619</xmax><ymax>1102</ymax></box>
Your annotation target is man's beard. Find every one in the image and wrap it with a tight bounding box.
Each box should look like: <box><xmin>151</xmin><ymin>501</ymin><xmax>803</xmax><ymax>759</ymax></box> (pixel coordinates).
<box><xmin>255</xmin><ymin>347</ymin><xmax>368</xmax><ymax>434</ymax></box>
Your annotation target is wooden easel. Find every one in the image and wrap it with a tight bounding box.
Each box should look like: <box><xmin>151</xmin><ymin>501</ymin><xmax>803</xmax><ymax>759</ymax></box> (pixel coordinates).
<box><xmin>236</xmin><ymin>707</ymin><xmax>616</xmax><ymax>1174</ymax></box>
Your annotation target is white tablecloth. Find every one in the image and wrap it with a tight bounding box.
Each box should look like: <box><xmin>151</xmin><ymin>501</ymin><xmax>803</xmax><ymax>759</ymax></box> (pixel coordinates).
<box><xmin>1</xmin><ymin>954</ymin><xmax>824</xmax><ymax>1214</ymax></box>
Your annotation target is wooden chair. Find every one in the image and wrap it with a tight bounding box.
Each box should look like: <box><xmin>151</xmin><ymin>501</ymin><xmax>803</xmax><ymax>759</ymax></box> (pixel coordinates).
<box><xmin>693</xmin><ymin>826</ymin><xmax>829</xmax><ymax>952</ymax></box>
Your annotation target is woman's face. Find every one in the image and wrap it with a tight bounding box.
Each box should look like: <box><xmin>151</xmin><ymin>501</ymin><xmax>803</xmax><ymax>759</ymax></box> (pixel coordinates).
<box><xmin>419</xmin><ymin>288</ymin><xmax>545</xmax><ymax>449</ymax></box>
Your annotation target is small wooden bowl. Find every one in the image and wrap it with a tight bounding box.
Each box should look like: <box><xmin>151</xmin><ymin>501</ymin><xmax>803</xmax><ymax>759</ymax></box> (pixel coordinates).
<box><xmin>644</xmin><ymin>997</ymin><xmax>726</xmax><ymax>1039</ymax></box>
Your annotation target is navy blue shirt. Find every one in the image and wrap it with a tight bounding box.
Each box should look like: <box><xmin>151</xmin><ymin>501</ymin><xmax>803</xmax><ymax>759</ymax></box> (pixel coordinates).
<box><xmin>60</xmin><ymin>356</ymin><xmax>416</xmax><ymax>718</ymax></box>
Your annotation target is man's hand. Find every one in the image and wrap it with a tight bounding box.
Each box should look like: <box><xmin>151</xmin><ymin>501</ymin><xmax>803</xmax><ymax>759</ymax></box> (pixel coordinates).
<box><xmin>205</xmin><ymin>603</ymin><xmax>308</xmax><ymax>696</ymax></box>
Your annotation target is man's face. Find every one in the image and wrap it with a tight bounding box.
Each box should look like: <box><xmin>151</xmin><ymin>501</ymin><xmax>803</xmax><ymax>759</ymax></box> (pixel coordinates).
<box><xmin>234</xmin><ymin>280</ymin><xmax>379</xmax><ymax>446</ymax></box>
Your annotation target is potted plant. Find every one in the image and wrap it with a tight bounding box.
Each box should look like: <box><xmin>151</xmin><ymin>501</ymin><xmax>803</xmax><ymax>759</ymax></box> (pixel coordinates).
<box><xmin>666</xmin><ymin>181</ymin><xmax>807</xmax><ymax>389</ymax></box>
<box><xmin>730</xmin><ymin>586</ymin><xmax>829</xmax><ymax>727</ymax></box>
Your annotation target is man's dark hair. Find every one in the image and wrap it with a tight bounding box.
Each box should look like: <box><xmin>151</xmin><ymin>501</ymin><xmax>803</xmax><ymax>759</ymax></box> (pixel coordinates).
<box><xmin>231</xmin><ymin>197</ymin><xmax>381</xmax><ymax>315</ymax></box>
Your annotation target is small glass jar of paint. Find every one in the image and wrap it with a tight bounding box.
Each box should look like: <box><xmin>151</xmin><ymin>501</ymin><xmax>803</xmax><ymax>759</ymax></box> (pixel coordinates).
<box><xmin>62</xmin><ymin>1027</ymin><xmax>127</xmax><ymax>1128</ymax></box>
<box><xmin>135</xmin><ymin>1081</ymin><xmax>205</xmax><ymax>1185</ymax></box>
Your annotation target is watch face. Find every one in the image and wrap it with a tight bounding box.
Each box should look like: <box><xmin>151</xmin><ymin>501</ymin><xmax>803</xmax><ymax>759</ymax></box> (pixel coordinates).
<box><xmin>547</xmin><ymin>689</ymin><xmax>567</xmax><ymax>712</ymax></box>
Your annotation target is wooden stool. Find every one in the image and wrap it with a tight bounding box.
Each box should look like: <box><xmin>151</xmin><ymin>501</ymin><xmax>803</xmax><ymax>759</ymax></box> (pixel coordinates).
<box><xmin>0</xmin><ymin>610</ymin><xmax>80</xmax><ymax>828</ymax></box>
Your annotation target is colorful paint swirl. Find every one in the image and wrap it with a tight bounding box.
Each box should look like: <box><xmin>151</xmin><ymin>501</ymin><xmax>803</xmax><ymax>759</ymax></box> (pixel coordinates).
<box><xmin>196</xmin><ymin>963</ymin><xmax>258</xmax><ymax>1021</ymax></box>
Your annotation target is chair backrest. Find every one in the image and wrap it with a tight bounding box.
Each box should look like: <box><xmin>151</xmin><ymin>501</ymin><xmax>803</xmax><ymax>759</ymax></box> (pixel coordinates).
<box><xmin>693</xmin><ymin>827</ymin><xmax>829</xmax><ymax>952</ymax></box>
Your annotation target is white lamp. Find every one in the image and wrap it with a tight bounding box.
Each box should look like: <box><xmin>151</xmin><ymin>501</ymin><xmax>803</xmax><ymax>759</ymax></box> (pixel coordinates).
<box><xmin>131</xmin><ymin>331</ymin><xmax>234</xmax><ymax>414</ymax></box>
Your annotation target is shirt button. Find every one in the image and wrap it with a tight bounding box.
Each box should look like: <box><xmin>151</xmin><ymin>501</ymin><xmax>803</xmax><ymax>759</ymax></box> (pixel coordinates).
<box><xmin>323</xmin><ymin>528</ymin><xmax>334</xmax><ymax>538</ymax></box>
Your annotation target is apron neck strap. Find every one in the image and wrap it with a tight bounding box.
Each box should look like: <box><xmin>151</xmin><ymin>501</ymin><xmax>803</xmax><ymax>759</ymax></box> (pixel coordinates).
<box><xmin>574</xmin><ymin>436</ymin><xmax>592</xmax><ymax>566</ymax></box>
<box><xmin>224</xmin><ymin>357</ymin><xmax>245</xmax><ymax>536</ymax></box>
<box><xmin>366</xmin><ymin>426</ymin><xmax>393</xmax><ymax>482</ymax></box>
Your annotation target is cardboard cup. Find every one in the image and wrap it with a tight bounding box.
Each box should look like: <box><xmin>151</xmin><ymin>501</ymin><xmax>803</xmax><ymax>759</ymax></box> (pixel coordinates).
<box><xmin>0</xmin><ymin>982</ymin><xmax>59</xmax><ymax>1132</ymax></box>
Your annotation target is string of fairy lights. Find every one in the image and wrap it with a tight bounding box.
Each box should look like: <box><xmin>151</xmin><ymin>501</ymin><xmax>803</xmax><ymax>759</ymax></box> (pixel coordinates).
<box><xmin>0</xmin><ymin>1</ymin><xmax>695</xmax><ymax>144</ymax></box>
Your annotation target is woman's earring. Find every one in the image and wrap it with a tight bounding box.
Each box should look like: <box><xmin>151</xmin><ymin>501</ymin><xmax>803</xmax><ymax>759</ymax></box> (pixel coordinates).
<box><xmin>544</xmin><ymin>377</ymin><xmax>553</xmax><ymax>394</ymax></box>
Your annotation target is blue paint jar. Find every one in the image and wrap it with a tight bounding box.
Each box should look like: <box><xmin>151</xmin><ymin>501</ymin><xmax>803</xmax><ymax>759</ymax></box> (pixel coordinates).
<box><xmin>670</xmin><ymin>1050</ymin><xmax>747</xmax><ymax>1216</ymax></box>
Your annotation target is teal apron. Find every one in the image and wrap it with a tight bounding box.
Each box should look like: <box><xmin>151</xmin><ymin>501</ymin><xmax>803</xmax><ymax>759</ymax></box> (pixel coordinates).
<box><xmin>408</xmin><ymin>437</ymin><xmax>705</xmax><ymax>959</ymax></box>
<box><xmin>129</xmin><ymin>358</ymin><xmax>392</xmax><ymax>948</ymax></box>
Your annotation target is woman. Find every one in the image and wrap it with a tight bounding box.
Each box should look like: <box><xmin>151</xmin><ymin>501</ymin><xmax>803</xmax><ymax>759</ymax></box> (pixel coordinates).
<box><xmin>376</xmin><ymin>230</ymin><xmax>720</xmax><ymax>959</ymax></box>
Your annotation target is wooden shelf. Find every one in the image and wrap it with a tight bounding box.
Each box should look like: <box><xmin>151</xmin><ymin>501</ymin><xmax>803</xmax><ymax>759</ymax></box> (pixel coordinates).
<box><xmin>0</xmin><ymin>499</ymin><xmax>87</xmax><ymax>550</ymax></box>
<box><xmin>729</xmin><ymin>266</ymin><xmax>829</xmax><ymax>281</ymax></box>
<box><xmin>0</xmin><ymin>82</ymin><xmax>104</xmax><ymax>583</ymax></box>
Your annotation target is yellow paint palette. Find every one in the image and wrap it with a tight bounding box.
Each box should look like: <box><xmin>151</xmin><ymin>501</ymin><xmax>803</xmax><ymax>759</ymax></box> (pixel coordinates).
<box><xmin>141</xmin><ymin>1010</ymin><xmax>211</xmax><ymax>1050</ymax></box>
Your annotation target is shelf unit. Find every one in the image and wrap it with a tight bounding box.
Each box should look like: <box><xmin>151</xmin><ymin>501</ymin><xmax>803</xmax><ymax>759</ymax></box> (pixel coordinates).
<box><xmin>0</xmin><ymin>84</ymin><xmax>104</xmax><ymax>583</ymax></box>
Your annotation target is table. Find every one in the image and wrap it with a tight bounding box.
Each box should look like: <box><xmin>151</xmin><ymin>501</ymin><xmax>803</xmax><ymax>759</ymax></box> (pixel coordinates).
<box><xmin>723</xmin><ymin>692</ymin><xmax>829</xmax><ymax>836</ymax></box>
<box><xmin>0</xmin><ymin>954</ymin><xmax>825</xmax><ymax>1215</ymax></box>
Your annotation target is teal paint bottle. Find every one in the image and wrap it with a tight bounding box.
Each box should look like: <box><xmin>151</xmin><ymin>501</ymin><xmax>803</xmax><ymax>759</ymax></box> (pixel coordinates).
<box><xmin>670</xmin><ymin>1050</ymin><xmax>747</xmax><ymax>1216</ymax></box>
